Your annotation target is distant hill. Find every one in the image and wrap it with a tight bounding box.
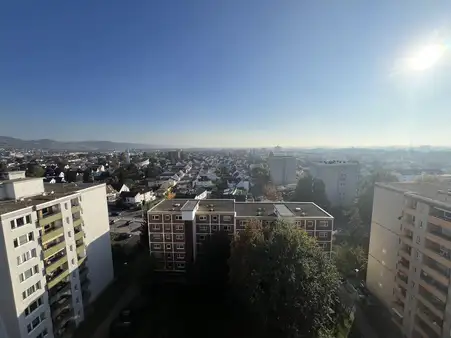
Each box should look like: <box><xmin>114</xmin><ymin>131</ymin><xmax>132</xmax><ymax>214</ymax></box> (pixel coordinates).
<box><xmin>0</xmin><ymin>136</ymin><xmax>166</xmax><ymax>151</ymax></box>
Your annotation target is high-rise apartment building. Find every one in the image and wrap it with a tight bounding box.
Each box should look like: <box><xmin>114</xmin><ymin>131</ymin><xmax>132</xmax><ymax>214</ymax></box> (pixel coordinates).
<box><xmin>367</xmin><ymin>181</ymin><xmax>451</xmax><ymax>338</ymax></box>
<box><xmin>268</xmin><ymin>155</ymin><xmax>297</xmax><ymax>186</ymax></box>
<box><xmin>0</xmin><ymin>171</ymin><xmax>113</xmax><ymax>338</ymax></box>
<box><xmin>147</xmin><ymin>199</ymin><xmax>334</xmax><ymax>272</ymax></box>
<box><xmin>309</xmin><ymin>161</ymin><xmax>360</xmax><ymax>207</ymax></box>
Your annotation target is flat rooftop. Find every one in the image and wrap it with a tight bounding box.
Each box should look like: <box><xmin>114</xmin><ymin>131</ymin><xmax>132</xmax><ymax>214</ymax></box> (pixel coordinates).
<box><xmin>0</xmin><ymin>182</ymin><xmax>104</xmax><ymax>215</ymax></box>
<box><xmin>236</xmin><ymin>202</ymin><xmax>332</xmax><ymax>218</ymax></box>
<box><xmin>151</xmin><ymin>199</ymin><xmax>190</xmax><ymax>212</ymax></box>
<box><xmin>378</xmin><ymin>181</ymin><xmax>451</xmax><ymax>202</ymax></box>
<box><xmin>197</xmin><ymin>199</ymin><xmax>235</xmax><ymax>212</ymax></box>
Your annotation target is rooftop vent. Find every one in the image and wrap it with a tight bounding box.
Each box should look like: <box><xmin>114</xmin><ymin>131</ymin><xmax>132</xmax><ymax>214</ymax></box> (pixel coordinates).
<box><xmin>42</xmin><ymin>192</ymin><xmax>47</xmax><ymax>196</ymax></box>
<box><xmin>301</xmin><ymin>212</ymin><xmax>306</xmax><ymax>216</ymax></box>
<box><xmin>209</xmin><ymin>208</ymin><xmax>214</xmax><ymax>212</ymax></box>
<box><xmin>173</xmin><ymin>203</ymin><xmax>181</xmax><ymax>207</ymax></box>
<box><xmin>295</xmin><ymin>207</ymin><xmax>302</xmax><ymax>212</ymax></box>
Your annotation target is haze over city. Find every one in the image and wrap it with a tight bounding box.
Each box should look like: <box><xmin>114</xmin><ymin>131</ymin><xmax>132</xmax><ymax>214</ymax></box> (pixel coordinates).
<box><xmin>1</xmin><ymin>0</ymin><xmax>451</xmax><ymax>148</ymax></box>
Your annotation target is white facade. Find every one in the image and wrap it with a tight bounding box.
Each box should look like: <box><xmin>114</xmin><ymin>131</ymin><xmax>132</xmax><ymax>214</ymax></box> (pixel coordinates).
<box><xmin>367</xmin><ymin>181</ymin><xmax>451</xmax><ymax>338</ymax></box>
<box><xmin>0</xmin><ymin>177</ymin><xmax>113</xmax><ymax>338</ymax></box>
<box><xmin>309</xmin><ymin>161</ymin><xmax>360</xmax><ymax>207</ymax></box>
<box><xmin>124</xmin><ymin>191</ymin><xmax>156</xmax><ymax>205</ymax></box>
<box><xmin>268</xmin><ymin>156</ymin><xmax>297</xmax><ymax>186</ymax></box>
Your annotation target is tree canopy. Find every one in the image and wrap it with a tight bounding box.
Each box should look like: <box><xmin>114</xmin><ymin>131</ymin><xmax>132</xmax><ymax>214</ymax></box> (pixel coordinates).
<box><xmin>291</xmin><ymin>175</ymin><xmax>330</xmax><ymax>210</ymax></box>
<box><xmin>229</xmin><ymin>220</ymin><xmax>340</xmax><ymax>338</ymax></box>
<box><xmin>26</xmin><ymin>163</ymin><xmax>45</xmax><ymax>177</ymax></box>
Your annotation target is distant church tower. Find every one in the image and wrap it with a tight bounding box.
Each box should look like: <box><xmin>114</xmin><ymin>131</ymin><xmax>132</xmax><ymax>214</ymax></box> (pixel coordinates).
<box><xmin>125</xmin><ymin>149</ymin><xmax>131</xmax><ymax>164</ymax></box>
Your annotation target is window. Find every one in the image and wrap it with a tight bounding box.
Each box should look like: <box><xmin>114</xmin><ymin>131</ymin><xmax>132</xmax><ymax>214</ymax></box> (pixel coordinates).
<box><xmin>307</xmin><ymin>221</ymin><xmax>314</xmax><ymax>227</ymax></box>
<box><xmin>17</xmin><ymin>217</ymin><xmax>25</xmax><ymax>227</ymax></box>
<box><xmin>301</xmin><ymin>220</ymin><xmax>306</xmax><ymax>226</ymax></box>
<box><xmin>175</xmin><ymin>234</ymin><xmax>184</xmax><ymax>241</ymax></box>
<box><xmin>416</xmin><ymin>236</ymin><xmax>420</xmax><ymax>244</ymax></box>
<box><xmin>416</xmin><ymin>250</ymin><xmax>421</xmax><ymax>260</ymax></box>
<box><xmin>14</xmin><ymin>232</ymin><xmax>34</xmax><ymax>248</ymax></box>
<box><xmin>72</xmin><ymin>272</ymin><xmax>77</xmax><ymax>278</ymax></box>
<box><xmin>223</xmin><ymin>216</ymin><xmax>231</xmax><ymax>221</ymax></box>
<box><xmin>176</xmin><ymin>262</ymin><xmax>185</xmax><ymax>269</ymax></box>
<box><xmin>152</xmin><ymin>224</ymin><xmax>161</xmax><ymax>231</ymax></box>
<box><xmin>36</xmin><ymin>327</ymin><xmax>48</xmax><ymax>338</ymax></box>
<box><xmin>27</xmin><ymin>311</ymin><xmax>46</xmax><ymax>333</ymax></box>
<box><xmin>212</xmin><ymin>225</ymin><xmax>218</xmax><ymax>231</ymax></box>
<box><xmin>26</xmin><ymin>215</ymin><xmax>32</xmax><ymax>224</ymax></box>
<box><xmin>154</xmin><ymin>244</ymin><xmax>161</xmax><ymax>250</ymax></box>
<box><xmin>17</xmin><ymin>249</ymin><xmax>37</xmax><ymax>265</ymax></box>
<box><xmin>295</xmin><ymin>221</ymin><xmax>301</xmax><ymax>226</ymax></box>
<box><xmin>318</xmin><ymin>232</ymin><xmax>328</xmax><ymax>238</ymax></box>
<box><xmin>153</xmin><ymin>234</ymin><xmax>162</xmax><ymax>240</ymax></box>
<box><xmin>166</xmin><ymin>244</ymin><xmax>172</xmax><ymax>250</ymax></box>
<box><xmin>74</xmin><ymin>284</ymin><xmax>78</xmax><ymax>290</ymax></box>
<box><xmin>66</xmin><ymin>217</ymin><xmax>70</xmax><ymax>224</ymax></box>
<box><xmin>69</xmin><ymin>245</ymin><xmax>73</xmax><ymax>252</ymax></box>
<box><xmin>319</xmin><ymin>221</ymin><xmax>329</xmax><ymax>227</ymax></box>
<box><xmin>151</xmin><ymin>215</ymin><xmax>160</xmax><ymax>220</ymax></box>
<box><xmin>212</xmin><ymin>216</ymin><xmax>218</xmax><ymax>221</ymax></box>
<box><xmin>65</xmin><ymin>203</ymin><xmax>68</xmax><ymax>210</ymax></box>
<box><xmin>199</xmin><ymin>216</ymin><xmax>207</xmax><ymax>221</ymax></box>
<box><xmin>164</xmin><ymin>224</ymin><xmax>171</xmax><ymax>231</ymax></box>
<box><xmin>176</xmin><ymin>244</ymin><xmax>185</xmax><ymax>250</ymax></box>
<box><xmin>176</xmin><ymin>253</ymin><xmax>185</xmax><ymax>259</ymax></box>
<box><xmin>176</xmin><ymin>224</ymin><xmax>183</xmax><ymax>231</ymax></box>
<box><xmin>166</xmin><ymin>253</ymin><xmax>172</xmax><ymax>259</ymax></box>
<box><xmin>165</xmin><ymin>215</ymin><xmax>171</xmax><ymax>221</ymax></box>
<box><xmin>68</xmin><ymin>231</ymin><xmax>72</xmax><ymax>238</ymax></box>
<box><xmin>25</xmin><ymin>297</ymin><xmax>43</xmax><ymax>317</ymax></box>
<box><xmin>199</xmin><ymin>235</ymin><xmax>206</xmax><ymax>241</ymax></box>
<box><xmin>223</xmin><ymin>225</ymin><xmax>231</xmax><ymax>231</ymax></box>
<box><xmin>199</xmin><ymin>225</ymin><xmax>208</xmax><ymax>232</ymax></box>
<box><xmin>419</xmin><ymin>221</ymin><xmax>423</xmax><ymax>229</ymax></box>
<box><xmin>164</xmin><ymin>234</ymin><xmax>171</xmax><ymax>241</ymax></box>
<box><xmin>76</xmin><ymin>297</ymin><xmax>80</xmax><ymax>304</ymax></box>
<box><xmin>71</xmin><ymin>258</ymin><xmax>75</xmax><ymax>265</ymax></box>
<box><xmin>22</xmin><ymin>281</ymin><xmax>41</xmax><ymax>300</ymax></box>
<box><xmin>239</xmin><ymin>220</ymin><xmax>247</xmax><ymax>226</ymax></box>
<box><xmin>175</xmin><ymin>215</ymin><xmax>182</xmax><ymax>220</ymax></box>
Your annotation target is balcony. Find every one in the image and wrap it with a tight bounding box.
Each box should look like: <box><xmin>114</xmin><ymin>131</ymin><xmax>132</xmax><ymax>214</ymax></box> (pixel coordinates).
<box><xmin>420</xmin><ymin>270</ymin><xmax>447</xmax><ymax>302</ymax></box>
<box><xmin>417</xmin><ymin>286</ymin><xmax>445</xmax><ymax>319</ymax></box>
<box><xmin>426</xmin><ymin>224</ymin><xmax>451</xmax><ymax>250</ymax></box>
<box><xmin>423</xmin><ymin>256</ymin><xmax>449</xmax><ymax>285</ymax></box>
<box><xmin>39</xmin><ymin>211</ymin><xmax>63</xmax><ymax>227</ymax></box>
<box><xmin>49</xmin><ymin>281</ymin><xmax>71</xmax><ymax>305</ymax></box>
<box><xmin>43</xmin><ymin>240</ymin><xmax>66</xmax><ymax>259</ymax></box>
<box><xmin>404</xmin><ymin>206</ymin><xmax>417</xmax><ymax>217</ymax></box>
<box><xmin>392</xmin><ymin>299</ymin><xmax>404</xmax><ymax>317</ymax></box>
<box><xmin>399</xmin><ymin>244</ymin><xmax>412</xmax><ymax>262</ymax></box>
<box><xmin>401</xmin><ymin>230</ymin><xmax>414</xmax><ymax>246</ymax></box>
<box><xmin>398</xmin><ymin>257</ymin><xmax>410</xmax><ymax>274</ymax></box>
<box><xmin>73</xmin><ymin>217</ymin><xmax>82</xmax><ymax>228</ymax></box>
<box><xmin>71</xmin><ymin>205</ymin><xmax>81</xmax><ymax>214</ymax></box>
<box><xmin>415</xmin><ymin>315</ymin><xmax>441</xmax><ymax>338</ymax></box>
<box><xmin>74</xmin><ymin>229</ymin><xmax>84</xmax><ymax>242</ymax></box>
<box><xmin>53</xmin><ymin>309</ymin><xmax>73</xmax><ymax>332</ymax></box>
<box><xmin>45</xmin><ymin>253</ymin><xmax>68</xmax><ymax>274</ymax></box>
<box><xmin>428</xmin><ymin>208</ymin><xmax>451</xmax><ymax>230</ymax></box>
<box><xmin>42</xmin><ymin>225</ymin><xmax>64</xmax><ymax>244</ymax></box>
<box><xmin>416</xmin><ymin>302</ymin><xmax>442</xmax><ymax>337</ymax></box>
<box><xmin>47</xmin><ymin>265</ymin><xmax>70</xmax><ymax>289</ymax></box>
<box><xmin>51</xmin><ymin>296</ymin><xmax>72</xmax><ymax>319</ymax></box>
<box><xmin>396</xmin><ymin>272</ymin><xmax>408</xmax><ymax>288</ymax></box>
<box><xmin>403</xmin><ymin>220</ymin><xmax>415</xmax><ymax>232</ymax></box>
<box><xmin>424</xmin><ymin>239</ymin><xmax>451</xmax><ymax>268</ymax></box>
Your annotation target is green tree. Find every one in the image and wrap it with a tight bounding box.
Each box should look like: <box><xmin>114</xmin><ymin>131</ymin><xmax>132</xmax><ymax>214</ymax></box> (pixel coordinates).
<box><xmin>334</xmin><ymin>242</ymin><xmax>367</xmax><ymax>279</ymax></box>
<box><xmin>26</xmin><ymin>164</ymin><xmax>45</xmax><ymax>177</ymax></box>
<box><xmin>355</xmin><ymin>170</ymin><xmax>398</xmax><ymax>226</ymax></box>
<box><xmin>229</xmin><ymin>220</ymin><xmax>340</xmax><ymax>338</ymax></box>
<box><xmin>292</xmin><ymin>175</ymin><xmax>330</xmax><ymax>210</ymax></box>
<box><xmin>0</xmin><ymin>162</ymin><xmax>8</xmax><ymax>172</ymax></box>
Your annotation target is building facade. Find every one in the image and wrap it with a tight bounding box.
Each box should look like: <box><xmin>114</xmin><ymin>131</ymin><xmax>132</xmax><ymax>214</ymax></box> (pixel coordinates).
<box><xmin>367</xmin><ymin>181</ymin><xmax>451</xmax><ymax>338</ymax></box>
<box><xmin>0</xmin><ymin>172</ymin><xmax>113</xmax><ymax>338</ymax></box>
<box><xmin>309</xmin><ymin>161</ymin><xmax>360</xmax><ymax>207</ymax></box>
<box><xmin>147</xmin><ymin>199</ymin><xmax>334</xmax><ymax>272</ymax></box>
<box><xmin>268</xmin><ymin>155</ymin><xmax>297</xmax><ymax>186</ymax></box>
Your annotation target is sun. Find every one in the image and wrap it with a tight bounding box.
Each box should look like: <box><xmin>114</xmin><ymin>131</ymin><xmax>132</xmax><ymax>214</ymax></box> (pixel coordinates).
<box><xmin>407</xmin><ymin>44</ymin><xmax>446</xmax><ymax>71</ymax></box>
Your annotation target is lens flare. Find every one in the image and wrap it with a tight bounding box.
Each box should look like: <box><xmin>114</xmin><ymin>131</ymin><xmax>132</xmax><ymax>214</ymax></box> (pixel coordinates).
<box><xmin>407</xmin><ymin>43</ymin><xmax>446</xmax><ymax>71</ymax></box>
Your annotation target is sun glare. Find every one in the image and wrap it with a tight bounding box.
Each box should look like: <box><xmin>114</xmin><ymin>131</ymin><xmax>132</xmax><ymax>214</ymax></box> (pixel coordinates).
<box><xmin>407</xmin><ymin>44</ymin><xmax>446</xmax><ymax>71</ymax></box>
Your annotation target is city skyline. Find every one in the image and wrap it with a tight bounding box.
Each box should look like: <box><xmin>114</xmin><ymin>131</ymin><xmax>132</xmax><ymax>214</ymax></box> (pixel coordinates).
<box><xmin>1</xmin><ymin>1</ymin><xmax>451</xmax><ymax>148</ymax></box>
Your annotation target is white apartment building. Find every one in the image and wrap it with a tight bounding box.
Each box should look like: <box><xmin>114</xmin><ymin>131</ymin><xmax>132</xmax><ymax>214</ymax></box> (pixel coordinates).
<box><xmin>0</xmin><ymin>171</ymin><xmax>114</xmax><ymax>338</ymax></box>
<box><xmin>268</xmin><ymin>155</ymin><xmax>297</xmax><ymax>186</ymax></box>
<box><xmin>309</xmin><ymin>161</ymin><xmax>360</xmax><ymax>207</ymax></box>
<box><xmin>367</xmin><ymin>181</ymin><xmax>451</xmax><ymax>338</ymax></box>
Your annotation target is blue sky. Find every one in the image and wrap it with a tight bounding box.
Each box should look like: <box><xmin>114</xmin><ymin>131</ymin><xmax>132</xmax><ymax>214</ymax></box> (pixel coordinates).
<box><xmin>1</xmin><ymin>1</ymin><xmax>451</xmax><ymax>148</ymax></box>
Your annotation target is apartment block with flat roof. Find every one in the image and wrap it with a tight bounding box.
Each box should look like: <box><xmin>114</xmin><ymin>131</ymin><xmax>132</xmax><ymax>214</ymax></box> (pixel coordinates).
<box><xmin>0</xmin><ymin>171</ymin><xmax>113</xmax><ymax>338</ymax></box>
<box><xmin>367</xmin><ymin>181</ymin><xmax>451</xmax><ymax>338</ymax></box>
<box><xmin>147</xmin><ymin>199</ymin><xmax>334</xmax><ymax>272</ymax></box>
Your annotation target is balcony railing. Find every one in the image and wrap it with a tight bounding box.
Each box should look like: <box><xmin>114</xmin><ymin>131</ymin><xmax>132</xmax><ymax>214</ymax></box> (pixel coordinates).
<box><xmin>47</xmin><ymin>266</ymin><xmax>70</xmax><ymax>289</ymax></box>
<box><xmin>420</xmin><ymin>271</ymin><xmax>447</xmax><ymax>302</ymax></box>
<box><xmin>424</xmin><ymin>239</ymin><xmax>451</xmax><ymax>268</ymax></box>
<box><xmin>416</xmin><ymin>303</ymin><xmax>442</xmax><ymax>336</ymax></box>
<box><xmin>39</xmin><ymin>211</ymin><xmax>63</xmax><ymax>227</ymax></box>
<box><xmin>71</xmin><ymin>205</ymin><xmax>81</xmax><ymax>214</ymax></box>
<box><xmin>73</xmin><ymin>218</ymin><xmax>82</xmax><ymax>228</ymax></box>
<box><xmin>418</xmin><ymin>286</ymin><xmax>445</xmax><ymax>319</ymax></box>
<box><xmin>396</xmin><ymin>272</ymin><xmax>408</xmax><ymax>288</ymax></box>
<box><xmin>51</xmin><ymin>296</ymin><xmax>72</xmax><ymax>319</ymax></box>
<box><xmin>45</xmin><ymin>253</ymin><xmax>68</xmax><ymax>274</ymax></box>
<box><xmin>43</xmin><ymin>240</ymin><xmax>66</xmax><ymax>259</ymax></box>
<box><xmin>75</xmin><ymin>230</ymin><xmax>84</xmax><ymax>242</ymax></box>
<box><xmin>428</xmin><ymin>208</ymin><xmax>451</xmax><ymax>230</ymax></box>
<box><xmin>49</xmin><ymin>281</ymin><xmax>71</xmax><ymax>305</ymax></box>
<box><xmin>42</xmin><ymin>226</ymin><xmax>64</xmax><ymax>244</ymax></box>
<box><xmin>416</xmin><ymin>315</ymin><xmax>441</xmax><ymax>338</ymax></box>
